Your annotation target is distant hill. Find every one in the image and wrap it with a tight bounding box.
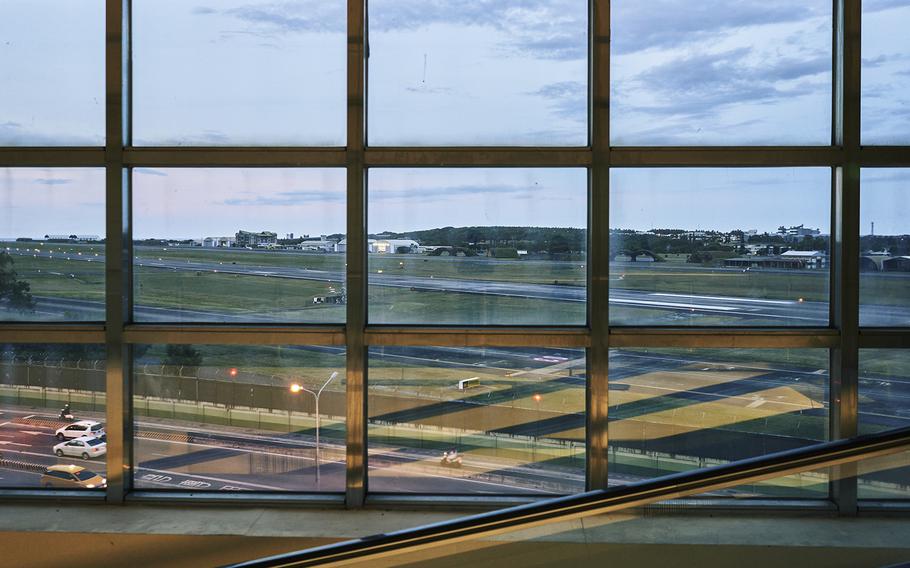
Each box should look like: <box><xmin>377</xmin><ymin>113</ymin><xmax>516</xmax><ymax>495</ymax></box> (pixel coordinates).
<box><xmin>370</xmin><ymin>226</ymin><xmax>586</xmax><ymax>254</ymax></box>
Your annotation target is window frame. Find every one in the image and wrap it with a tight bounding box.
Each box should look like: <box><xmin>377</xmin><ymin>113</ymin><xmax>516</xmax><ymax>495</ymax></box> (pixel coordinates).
<box><xmin>0</xmin><ymin>0</ymin><xmax>907</xmax><ymax>513</ymax></box>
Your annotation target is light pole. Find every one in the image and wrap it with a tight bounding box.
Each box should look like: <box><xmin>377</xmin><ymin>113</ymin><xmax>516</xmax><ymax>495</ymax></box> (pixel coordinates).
<box><xmin>290</xmin><ymin>371</ymin><xmax>339</xmax><ymax>485</ymax></box>
<box><xmin>532</xmin><ymin>393</ymin><xmax>542</xmax><ymax>465</ymax></box>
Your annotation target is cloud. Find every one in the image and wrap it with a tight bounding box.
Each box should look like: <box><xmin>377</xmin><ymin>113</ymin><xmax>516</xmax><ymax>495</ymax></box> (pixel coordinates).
<box><xmin>530</xmin><ymin>81</ymin><xmax>587</xmax><ymax>122</ymax></box>
<box><xmin>33</xmin><ymin>178</ymin><xmax>73</xmax><ymax>186</ymax></box>
<box><xmin>864</xmin><ymin>170</ymin><xmax>910</xmax><ymax>184</ymax></box>
<box><xmin>371</xmin><ymin>183</ymin><xmax>544</xmax><ymax>202</ymax></box>
<box><xmin>865</xmin><ymin>0</ymin><xmax>910</xmax><ymax>13</ymax></box>
<box><xmin>203</xmin><ymin>1</ymin><xmax>585</xmax><ymax>60</ymax></box>
<box><xmin>224</xmin><ymin>189</ymin><xmax>345</xmax><ymax>206</ymax></box>
<box><xmin>193</xmin><ymin>1</ymin><xmax>345</xmax><ymax>35</ymax></box>
<box><xmin>612</xmin><ymin>0</ymin><xmax>826</xmax><ymax>55</ymax></box>
<box><xmin>134</xmin><ymin>168</ymin><xmax>168</xmax><ymax>177</ymax></box>
<box><xmin>629</xmin><ymin>47</ymin><xmax>829</xmax><ymax>119</ymax></box>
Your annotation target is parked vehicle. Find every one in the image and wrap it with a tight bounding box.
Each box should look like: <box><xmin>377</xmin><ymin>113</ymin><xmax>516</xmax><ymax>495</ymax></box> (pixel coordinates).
<box><xmin>53</xmin><ymin>436</ymin><xmax>107</xmax><ymax>460</ymax></box>
<box><xmin>55</xmin><ymin>420</ymin><xmax>105</xmax><ymax>441</ymax></box>
<box><xmin>40</xmin><ymin>464</ymin><xmax>106</xmax><ymax>489</ymax></box>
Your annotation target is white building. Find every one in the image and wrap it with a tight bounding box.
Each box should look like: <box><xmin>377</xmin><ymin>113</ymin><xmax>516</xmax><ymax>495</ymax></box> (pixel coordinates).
<box><xmin>297</xmin><ymin>236</ymin><xmax>336</xmax><ymax>252</ymax></box>
<box><xmin>373</xmin><ymin>239</ymin><xmax>419</xmax><ymax>254</ymax></box>
<box><xmin>780</xmin><ymin>250</ymin><xmax>828</xmax><ymax>269</ymax></box>
<box><xmin>202</xmin><ymin>236</ymin><xmax>235</xmax><ymax>248</ymax></box>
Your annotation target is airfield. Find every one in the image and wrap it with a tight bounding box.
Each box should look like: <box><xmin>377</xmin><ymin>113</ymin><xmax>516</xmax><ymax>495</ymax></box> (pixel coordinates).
<box><xmin>1</xmin><ymin>241</ymin><xmax>908</xmax><ymax>497</ymax></box>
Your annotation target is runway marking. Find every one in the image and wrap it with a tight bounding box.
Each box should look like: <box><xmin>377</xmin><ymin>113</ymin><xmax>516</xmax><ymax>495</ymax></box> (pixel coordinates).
<box><xmin>650</xmin><ymin>293</ymin><xmax>794</xmax><ymax>305</ymax></box>
<box><xmin>610</xmin><ymin>298</ymin><xmax>737</xmax><ymax>311</ymax></box>
<box><xmin>746</xmin><ymin>399</ymin><xmax>767</xmax><ymax>409</ymax></box>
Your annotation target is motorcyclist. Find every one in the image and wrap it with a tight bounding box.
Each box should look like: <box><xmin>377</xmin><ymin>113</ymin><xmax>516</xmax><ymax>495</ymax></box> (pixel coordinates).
<box><xmin>59</xmin><ymin>404</ymin><xmax>72</xmax><ymax>420</ymax></box>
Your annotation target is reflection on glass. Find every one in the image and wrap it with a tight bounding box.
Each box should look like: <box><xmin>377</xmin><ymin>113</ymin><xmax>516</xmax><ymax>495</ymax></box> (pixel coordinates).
<box><xmin>132</xmin><ymin>345</ymin><xmax>346</xmax><ymax>492</ymax></box>
<box><xmin>0</xmin><ymin>344</ymin><xmax>106</xmax><ymax>490</ymax></box>
<box><xmin>132</xmin><ymin>168</ymin><xmax>346</xmax><ymax>323</ymax></box>
<box><xmin>607</xmin><ymin>349</ymin><xmax>829</xmax><ymax>498</ymax></box>
<box><xmin>862</xmin><ymin>1</ymin><xmax>910</xmax><ymax>144</ymax></box>
<box><xmin>367</xmin><ymin>168</ymin><xmax>587</xmax><ymax>325</ymax></box>
<box><xmin>860</xmin><ymin>170</ymin><xmax>910</xmax><ymax>327</ymax></box>
<box><xmin>859</xmin><ymin>350</ymin><xmax>910</xmax><ymax>499</ymax></box>
<box><xmin>133</xmin><ymin>0</ymin><xmax>346</xmax><ymax>145</ymax></box>
<box><xmin>611</xmin><ymin>0</ymin><xmax>831</xmax><ymax>145</ymax></box>
<box><xmin>368</xmin><ymin>0</ymin><xmax>587</xmax><ymax>145</ymax></box>
<box><xmin>0</xmin><ymin>1</ymin><xmax>104</xmax><ymax>145</ymax></box>
<box><xmin>368</xmin><ymin>347</ymin><xmax>585</xmax><ymax>494</ymax></box>
<box><xmin>1</xmin><ymin>168</ymin><xmax>106</xmax><ymax>322</ymax></box>
<box><xmin>610</xmin><ymin>168</ymin><xmax>830</xmax><ymax>326</ymax></box>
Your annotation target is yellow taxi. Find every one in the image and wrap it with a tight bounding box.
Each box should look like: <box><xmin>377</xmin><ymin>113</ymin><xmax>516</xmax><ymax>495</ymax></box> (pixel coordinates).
<box><xmin>40</xmin><ymin>464</ymin><xmax>107</xmax><ymax>489</ymax></box>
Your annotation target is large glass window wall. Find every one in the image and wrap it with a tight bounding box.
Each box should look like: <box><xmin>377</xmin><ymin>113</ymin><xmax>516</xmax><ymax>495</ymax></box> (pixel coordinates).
<box><xmin>1</xmin><ymin>1</ymin><xmax>907</xmax><ymax>510</ymax></box>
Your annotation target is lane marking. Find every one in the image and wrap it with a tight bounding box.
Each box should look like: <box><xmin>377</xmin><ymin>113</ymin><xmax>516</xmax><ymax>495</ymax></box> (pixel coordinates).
<box><xmin>138</xmin><ymin>467</ymin><xmax>286</xmax><ymax>491</ymax></box>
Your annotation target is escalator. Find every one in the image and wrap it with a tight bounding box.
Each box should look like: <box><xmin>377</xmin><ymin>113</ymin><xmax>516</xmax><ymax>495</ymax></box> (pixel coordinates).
<box><xmin>226</xmin><ymin>426</ymin><xmax>910</xmax><ymax>567</ymax></box>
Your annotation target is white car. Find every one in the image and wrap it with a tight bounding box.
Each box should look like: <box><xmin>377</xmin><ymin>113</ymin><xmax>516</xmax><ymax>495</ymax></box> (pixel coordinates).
<box><xmin>55</xmin><ymin>420</ymin><xmax>105</xmax><ymax>441</ymax></box>
<box><xmin>53</xmin><ymin>436</ymin><xmax>107</xmax><ymax>460</ymax></box>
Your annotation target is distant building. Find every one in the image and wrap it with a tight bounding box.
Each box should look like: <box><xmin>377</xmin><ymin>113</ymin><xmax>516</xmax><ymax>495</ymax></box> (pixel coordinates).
<box><xmin>202</xmin><ymin>236</ymin><xmax>235</xmax><ymax>248</ymax></box>
<box><xmin>297</xmin><ymin>235</ymin><xmax>336</xmax><ymax>252</ymax></box>
<box><xmin>724</xmin><ymin>250</ymin><xmax>827</xmax><ymax>270</ymax></box>
<box><xmin>235</xmin><ymin>230</ymin><xmax>277</xmax><ymax>248</ymax></box>
<box><xmin>373</xmin><ymin>239</ymin><xmax>419</xmax><ymax>254</ymax></box>
<box><xmin>780</xmin><ymin>250</ymin><xmax>828</xmax><ymax>269</ymax></box>
<box><xmin>883</xmin><ymin>256</ymin><xmax>910</xmax><ymax>272</ymax></box>
<box><xmin>44</xmin><ymin>234</ymin><xmax>100</xmax><ymax>242</ymax></box>
<box><xmin>778</xmin><ymin>224</ymin><xmax>821</xmax><ymax>242</ymax></box>
<box><xmin>334</xmin><ymin>239</ymin><xmax>375</xmax><ymax>253</ymax></box>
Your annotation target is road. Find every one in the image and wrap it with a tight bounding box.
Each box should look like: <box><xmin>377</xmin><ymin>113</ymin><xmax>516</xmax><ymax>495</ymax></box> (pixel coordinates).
<box><xmin>2</xmin><ymin>344</ymin><xmax>908</xmax><ymax>494</ymax></box>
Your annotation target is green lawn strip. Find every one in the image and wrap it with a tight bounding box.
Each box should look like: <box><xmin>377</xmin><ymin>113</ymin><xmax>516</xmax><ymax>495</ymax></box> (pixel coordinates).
<box><xmin>369</xmin><ymin>287</ymin><xmax>585</xmax><ymax>324</ymax></box>
<box><xmin>612</xmin><ymin>263</ymin><xmax>829</xmax><ymax>302</ymax></box>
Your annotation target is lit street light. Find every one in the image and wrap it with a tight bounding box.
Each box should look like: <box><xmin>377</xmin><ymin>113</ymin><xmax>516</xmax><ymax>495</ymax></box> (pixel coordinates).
<box><xmin>289</xmin><ymin>371</ymin><xmax>339</xmax><ymax>485</ymax></box>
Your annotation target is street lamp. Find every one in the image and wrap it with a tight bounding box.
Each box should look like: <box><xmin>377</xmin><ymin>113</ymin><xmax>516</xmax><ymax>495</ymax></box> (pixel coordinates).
<box><xmin>289</xmin><ymin>371</ymin><xmax>339</xmax><ymax>485</ymax></box>
<box><xmin>532</xmin><ymin>393</ymin><xmax>542</xmax><ymax>464</ymax></box>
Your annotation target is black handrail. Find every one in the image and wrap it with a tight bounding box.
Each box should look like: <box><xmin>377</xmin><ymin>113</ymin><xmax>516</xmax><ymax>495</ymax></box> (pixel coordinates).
<box><xmin>227</xmin><ymin>426</ymin><xmax>910</xmax><ymax>568</ymax></box>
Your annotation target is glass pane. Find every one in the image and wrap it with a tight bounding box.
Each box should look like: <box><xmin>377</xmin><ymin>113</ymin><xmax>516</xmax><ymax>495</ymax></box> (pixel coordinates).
<box><xmin>610</xmin><ymin>168</ymin><xmax>830</xmax><ymax>326</ymax></box>
<box><xmin>133</xmin><ymin>345</ymin><xmax>345</xmax><ymax>492</ymax></box>
<box><xmin>0</xmin><ymin>344</ymin><xmax>106</xmax><ymax>490</ymax></box>
<box><xmin>133</xmin><ymin>168</ymin><xmax>346</xmax><ymax>323</ymax></box>
<box><xmin>368</xmin><ymin>347</ymin><xmax>585</xmax><ymax>494</ymax></box>
<box><xmin>608</xmin><ymin>349</ymin><xmax>829</xmax><ymax>498</ymax></box>
<box><xmin>860</xmin><ymin>169</ymin><xmax>910</xmax><ymax>327</ymax></box>
<box><xmin>368</xmin><ymin>0</ymin><xmax>587</xmax><ymax>146</ymax></box>
<box><xmin>0</xmin><ymin>1</ymin><xmax>104</xmax><ymax>145</ymax></box>
<box><xmin>859</xmin><ymin>350</ymin><xmax>910</xmax><ymax>500</ymax></box>
<box><xmin>862</xmin><ymin>1</ymin><xmax>910</xmax><ymax>144</ymax></box>
<box><xmin>367</xmin><ymin>168</ymin><xmax>587</xmax><ymax>325</ymax></box>
<box><xmin>1</xmin><ymin>168</ymin><xmax>106</xmax><ymax>321</ymax></box>
<box><xmin>611</xmin><ymin>0</ymin><xmax>831</xmax><ymax>145</ymax></box>
<box><xmin>132</xmin><ymin>0</ymin><xmax>346</xmax><ymax>146</ymax></box>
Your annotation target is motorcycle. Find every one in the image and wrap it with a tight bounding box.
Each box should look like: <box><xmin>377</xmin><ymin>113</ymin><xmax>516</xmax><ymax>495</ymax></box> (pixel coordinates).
<box><xmin>440</xmin><ymin>449</ymin><xmax>463</xmax><ymax>468</ymax></box>
<box><xmin>58</xmin><ymin>404</ymin><xmax>75</xmax><ymax>421</ymax></box>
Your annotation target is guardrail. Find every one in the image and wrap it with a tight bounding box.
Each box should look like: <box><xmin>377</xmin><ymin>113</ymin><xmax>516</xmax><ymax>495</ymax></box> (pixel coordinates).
<box><xmin>226</xmin><ymin>426</ymin><xmax>910</xmax><ymax>568</ymax></box>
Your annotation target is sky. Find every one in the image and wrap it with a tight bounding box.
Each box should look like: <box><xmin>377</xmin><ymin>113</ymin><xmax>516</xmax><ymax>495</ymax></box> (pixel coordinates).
<box><xmin>0</xmin><ymin>1</ymin><xmax>908</xmax><ymax>237</ymax></box>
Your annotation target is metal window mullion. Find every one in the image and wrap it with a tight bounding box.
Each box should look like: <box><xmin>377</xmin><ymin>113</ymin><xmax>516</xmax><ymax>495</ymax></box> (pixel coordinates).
<box><xmin>830</xmin><ymin>0</ymin><xmax>860</xmax><ymax>515</ymax></box>
<box><xmin>104</xmin><ymin>0</ymin><xmax>132</xmax><ymax>504</ymax></box>
<box><xmin>587</xmin><ymin>0</ymin><xmax>610</xmax><ymax>491</ymax></box>
<box><xmin>345</xmin><ymin>0</ymin><xmax>367</xmax><ymax>508</ymax></box>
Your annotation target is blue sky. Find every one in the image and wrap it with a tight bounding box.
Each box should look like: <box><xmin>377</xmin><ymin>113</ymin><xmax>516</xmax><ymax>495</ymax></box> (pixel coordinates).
<box><xmin>0</xmin><ymin>1</ymin><xmax>908</xmax><ymax>237</ymax></box>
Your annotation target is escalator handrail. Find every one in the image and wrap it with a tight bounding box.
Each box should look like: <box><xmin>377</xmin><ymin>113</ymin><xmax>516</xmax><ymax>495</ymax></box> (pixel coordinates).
<box><xmin>228</xmin><ymin>426</ymin><xmax>910</xmax><ymax>568</ymax></box>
